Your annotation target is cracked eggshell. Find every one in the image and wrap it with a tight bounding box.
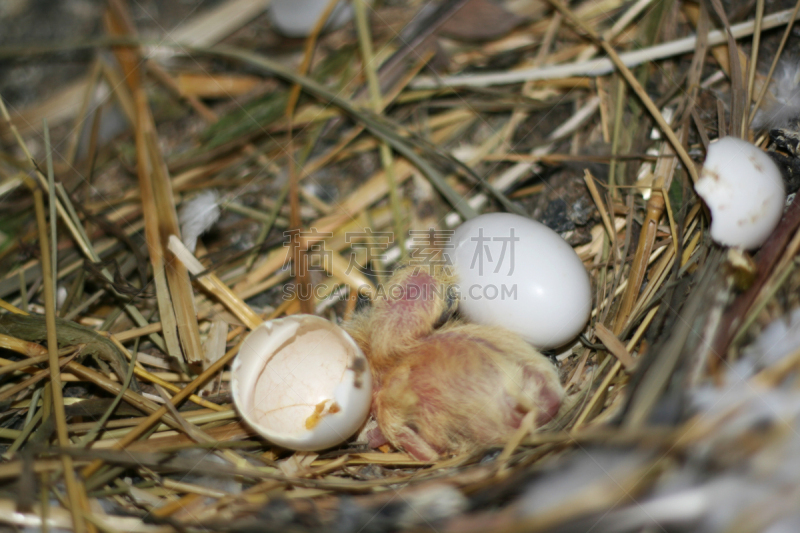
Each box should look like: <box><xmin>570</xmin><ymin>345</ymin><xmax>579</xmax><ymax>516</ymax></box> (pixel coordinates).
<box><xmin>232</xmin><ymin>315</ymin><xmax>372</xmax><ymax>451</ymax></box>
<box><xmin>695</xmin><ymin>136</ymin><xmax>785</xmax><ymax>250</ymax></box>
<box><xmin>450</xmin><ymin>212</ymin><xmax>592</xmax><ymax>349</ymax></box>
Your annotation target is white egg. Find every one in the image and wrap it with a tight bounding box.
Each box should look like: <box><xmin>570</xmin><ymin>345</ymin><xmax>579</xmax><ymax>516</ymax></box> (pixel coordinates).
<box><xmin>269</xmin><ymin>0</ymin><xmax>354</xmax><ymax>38</ymax></box>
<box><xmin>449</xmin><ymin>212</ymin><xmax>591</xmax><ymax>349</ymax></box>
<box><xmin>695</xmin><ymin>136</ymin><xmax>785</xmax><ymax>250</ymax></box>
<box><xmin>231</xmin><ymin>314</ymin><xmax>372</xmax><ymax>451</ymax></box>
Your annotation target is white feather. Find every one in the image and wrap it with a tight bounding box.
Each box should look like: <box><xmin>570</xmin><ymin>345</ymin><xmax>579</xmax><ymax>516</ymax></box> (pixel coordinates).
<box><xmin>179</xmin><ymin>190</ymin><xmax>221</xmax><ymax>253</ymax></box>
<box><xmin>753</xmin><ymin>60</ymin><xmax>800</xmax><ymax>130</ymax></box>
<box><xmin>743</xmin><ymin>307</ymin><xmax>800</xmax><ymax>367</ymax></box>
<box><xmin>396</xmin><ymin>484</ymin><xmax>468</xmax><ymax>528</ymax></box>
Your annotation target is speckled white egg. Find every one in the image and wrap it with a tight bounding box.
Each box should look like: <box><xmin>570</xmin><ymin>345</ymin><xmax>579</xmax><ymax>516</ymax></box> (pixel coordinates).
<box><xmin>695</xmin><ymin>136</ymin><xmax>785</xmax><ymax>250</ymax></box>
<box><xmin>231</xmin><ymin>315</ymin><xmax>372</xmax><ymax>451</ymax></box>
<box><xmin>450</xmin><ymin>213</ymin><xmax>591</xmax><ymax>349</ymax></box>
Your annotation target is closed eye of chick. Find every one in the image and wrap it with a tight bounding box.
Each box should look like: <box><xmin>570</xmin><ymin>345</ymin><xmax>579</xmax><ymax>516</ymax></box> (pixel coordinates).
<box><xmin>346</xmin><ymin>264</ymin><xmax>564</xmax><ymax>461</ymax></box>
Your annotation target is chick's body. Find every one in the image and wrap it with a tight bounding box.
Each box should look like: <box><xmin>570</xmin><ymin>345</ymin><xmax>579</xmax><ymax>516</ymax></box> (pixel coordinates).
<box><xmin>347</xmin><ymin>266</ymin><xmax>564</xmax><ymax>461</ymax></box>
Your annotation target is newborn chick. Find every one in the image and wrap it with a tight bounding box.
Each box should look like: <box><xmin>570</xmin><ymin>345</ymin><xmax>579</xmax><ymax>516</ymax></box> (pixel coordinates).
<box><xmin>347</xmin><ymin>264</ymin><xmax>564</xmax><ymax>461</ymax></box>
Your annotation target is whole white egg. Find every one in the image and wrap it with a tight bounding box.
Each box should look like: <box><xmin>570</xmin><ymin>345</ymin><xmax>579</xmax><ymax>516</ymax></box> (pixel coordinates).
<box><xmin>269</xmin><ymin>0</ymin><xmax>354</xmax><ymax>38</ymax></box>
<box><xmin>231</xmin><ymin>315</ymin><xmax>372</xmax><ymax>451</ymax></box>
<box><xmin>449</xmin><ymin>212</ymin><xmax>591</xmax><ymax>349</ymax></box>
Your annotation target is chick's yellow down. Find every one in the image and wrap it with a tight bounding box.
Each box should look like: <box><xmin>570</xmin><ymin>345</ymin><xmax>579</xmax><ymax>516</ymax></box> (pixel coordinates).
<box><xmin>346</xmin><ymin>264</ymin><xmax>564</xmax><ymax>461</ymax></box>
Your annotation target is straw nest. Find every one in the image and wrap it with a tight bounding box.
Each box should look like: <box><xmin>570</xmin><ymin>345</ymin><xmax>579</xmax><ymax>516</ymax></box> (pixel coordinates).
<box><xmin>2</xmin><ymin>0</ymin><xmax>800</xmax><ymax>531</ymax></box>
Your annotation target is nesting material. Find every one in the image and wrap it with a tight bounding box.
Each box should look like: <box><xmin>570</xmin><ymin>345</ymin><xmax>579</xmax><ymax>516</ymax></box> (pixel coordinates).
<box><xmin>232</xmin><ymin>315</ymin><xmax>372</xmax><ymax>451</ymax></box>
<box><xmin>8</xmin><ymin>0</ymin><xmax>800</xmax><ymax>530</ymax></box>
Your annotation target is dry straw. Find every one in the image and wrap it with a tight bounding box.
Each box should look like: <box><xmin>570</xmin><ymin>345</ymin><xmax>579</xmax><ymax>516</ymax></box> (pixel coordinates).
<box><xmin>1</xmin><ymin>0</ymin><xmax>800</xmax><ymax>530</ymax></box>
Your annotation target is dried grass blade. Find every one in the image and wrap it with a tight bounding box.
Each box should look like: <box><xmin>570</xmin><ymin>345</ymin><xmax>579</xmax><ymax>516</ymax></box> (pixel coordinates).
<box><xmin>168</xmin><ymin>236</ymin><xmax>262</xmax><ymax>329</ymax></box>
<box><xmin>584</xmin><ymin>170</ymin><xmax>615</xmax><ymax>242</ymax></box>
<box><xmin>105</xmin><ymin>3</ymin><xmax>202</xmax><ymax>363</ymax></box>
<box><xmin>299</xmin><ymin>48</ymin><xmax>435</xmax><ymax>181</ymax></box>
<box><xmin>235</xmin><ymin>162</ymin><xmax>418</xmax><ymax>291</ymax></box>
<box><xmin>624</xmin><ymin>250</ymin><xmax>725</xmax><ymax>427</ymax></box>
<box><xmin>34</xmin><ymin>188</ymin><xmax>86</xmax><ymax>533</ymax></box>
<box><xmin>106</xmin><ymin>334</ymin><xmax>223</xmax><ymax>411</ymax></box>
<box><xmin>661</xmin><ymin>185</ymin><xmax>679</xmax><ymax>252</ymax></box>
<box><xmin>154</xmin><ymin>385</ymin><xmax>245</xmax><ymax>467</ymax></box>
<box><xmin>145</xmin><ymin>132</ymin><xmax>204</xmax><ymax>362</ymax></box>
<box><xmin>5</xmin><ymin>409</ymin><xmax>43</xmax><ymax>458</ymax></box>
<box><xmin>0</xmin><ymin>97</ymin><xmax>96</xmax><ymax>261</ymax></box>
<box><xmin>76</xmin><ymin>346</ymin><xmax>138</xmax><ymax>448</ymax></box>
<box><xmin>354</xmin><ymin>0</ymin><xmax>406</xmax><ymax>256</ymax></box>
<box><xmin>595</xmin><ymin>323</ymin><xmax>636</xmax><ymax>370</ymax></box>
<box><xmin>680</xmin><ymin>2</ymin><xmax>710</xmax><ymax>126</ymax></box>
<box><xmin>546</xmin><ymin>0</ymin><xmax>699</xmax><ymax>184</ymax></box>
<box><xmin>0</xmin><ymin>352</ymin><xmax>77</xmax><ymax>402</ymax></box>
<box><xmin>81</xmin><ymin>338</ymin><xmax>245</xmax><ymax>479</ymax></box>
<box><xmin>574</xmin><ymin>306</ymin><xmax>659</xmax><ymax>429</ymax></box>
<box><xmin>44</xmin><ymin>120</ymin><xmax>57</xmax><ymax>296</ymax></box>
<box><xmin>0</xmin><ymin>354</ymin><xmax>49</xmax><ymax>376</ymax></box>
<box><xmin>0</xmin><ymin>333</ymin><xmax>45</xmax><ymax>357</ymax></box>
<box><xmin>199</xmin><ymin>45</ymin><xmax>479</xmax><ymax>220</ymax></box>
<box><xmin>280</xmin><ymin>5</ymin><xmax>332</xmax><ymax>315</ymax></box>
<box><xmin>708</xmin><ymin>0</ymin><xmax>745</xmax><ymax>137</ymax></box>
<box><xmin>744</xmin><ymin>0</ymin><xmax>766</xmax><ymax>131</ymax></box>
<box><xmin>64</xmin><ymin>59</ymin><xmax>102</xmax><ymax>167</ymax></box>
<box><xmin>409</xmin><ymin>8</ymin><xmax>800</xmax><ymax>88</ymax></box>
<box><xmin>615</xmin><ymin>192</ymin><xmax>665</xmax><ymax>333</ymax></box>
<box><xmin>246</xmin><ymin>179</ymin><xmax>290</xmax><ymax>271</ymax></box>
<box><xmin>0</xmin><ymin>297</ymin><xmax>26</xmax><ymax>316</ymax></box>
<box><xmin>146</xmin><ymin>60</ymin><xmax>217</xmax><ymax>122</ymax></box>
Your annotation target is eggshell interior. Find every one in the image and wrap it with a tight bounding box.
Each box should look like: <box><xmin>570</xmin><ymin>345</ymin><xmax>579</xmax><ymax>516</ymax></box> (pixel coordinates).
<box><xmin>232</xmin><ymin>315</ymin><xmax>372</xmax><ymax>451</ymax></box>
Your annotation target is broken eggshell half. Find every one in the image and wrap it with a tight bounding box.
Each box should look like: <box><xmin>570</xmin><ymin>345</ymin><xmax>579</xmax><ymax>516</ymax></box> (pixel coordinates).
<box><xmin>231</xmin><ymin>315</ymin><xmax>372</xmax><ymax>451</ymax></box>
<box><xmin>695</xmin><ymin>136</ymin><xmax>786</xmax><ymax>250</ymax></box>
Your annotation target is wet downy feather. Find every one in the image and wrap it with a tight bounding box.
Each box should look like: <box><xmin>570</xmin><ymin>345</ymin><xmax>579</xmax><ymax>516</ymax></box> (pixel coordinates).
<box><xmin>179</xmin><ymin>190</ymin><xmax>221</xmax><ymax>253</ymax></box>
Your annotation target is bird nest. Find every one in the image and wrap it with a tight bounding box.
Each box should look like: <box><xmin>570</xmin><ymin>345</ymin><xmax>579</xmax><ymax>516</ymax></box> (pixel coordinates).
<box><xmin>1</xmin><ymin>0</ymin><xmax>800</xmax><ymax>531</ymax></box>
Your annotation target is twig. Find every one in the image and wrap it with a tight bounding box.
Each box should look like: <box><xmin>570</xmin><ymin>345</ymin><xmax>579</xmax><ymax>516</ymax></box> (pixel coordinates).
<box><xmin>411</xmin><ymin>7</ymin><xmax>800</xmax><ymax>88</ymax></box>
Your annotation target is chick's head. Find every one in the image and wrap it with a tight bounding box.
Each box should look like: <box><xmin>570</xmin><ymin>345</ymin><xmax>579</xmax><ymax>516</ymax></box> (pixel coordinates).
<box><xmin>353</xmin><ymin>263</ymin><xmax>457</xmax><ymax>371</ymax></box>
